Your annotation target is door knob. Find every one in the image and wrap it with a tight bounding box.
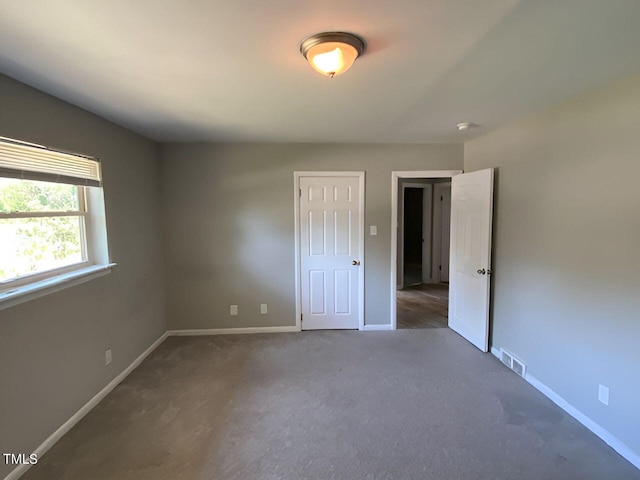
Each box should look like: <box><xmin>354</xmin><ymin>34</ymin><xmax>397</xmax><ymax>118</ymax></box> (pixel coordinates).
<box><xmin>477</xmin><ymin>268</ymin><xmax>493</xmax><ymax>275</ymax></box>
<box><xmin>352</xmin><ymin>260</ymin><xmax>361</xmax><ymax>266</ymax></box>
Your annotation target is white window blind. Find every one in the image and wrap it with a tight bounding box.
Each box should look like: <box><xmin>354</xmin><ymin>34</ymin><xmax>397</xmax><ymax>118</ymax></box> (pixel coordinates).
<box><xmin>0</xmin><ymin>137</ymin><xmax>101</xmax><ymax>187</ymax></box>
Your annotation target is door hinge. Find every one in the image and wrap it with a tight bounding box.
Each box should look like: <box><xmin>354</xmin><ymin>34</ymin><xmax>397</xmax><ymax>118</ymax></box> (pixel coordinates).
<box><xmin>441</xmin><ymin>195</ymin><xmax>443</xmax><ymax>201</ymax></box>
<box><xmin>301</xmin><ymin>314</ymin><xmax>303</xmax><ymax>322</ymax></box>
<box><xmin>299</xmin><ymin>188</ymin><xmax>302</xmax><ymax>197</ymax></box>
<box><xmin>439</xmin><ymin>265</ymin><xmax>442</xmax><ymax>270</ymax></box>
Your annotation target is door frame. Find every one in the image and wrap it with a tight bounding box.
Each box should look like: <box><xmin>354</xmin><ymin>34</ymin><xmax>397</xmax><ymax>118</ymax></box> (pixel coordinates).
<box><xmin>390</xmin><ymin>171</ymin><xmax>462</xmax><ymax>330</ymax></box>
<box><xmin>432</xmin><ymin>182</ymin><xmax>452</xmax><ymax>282</ymax></box>
<box><xmin>294</xmin><ymin>172</ymin><xmax>366</xmax><ymax>331</ymax></box>
<box><xmin>398</xmin><ymin>183</ymin><xmax>433</xmax><ymax>289</ymax></box>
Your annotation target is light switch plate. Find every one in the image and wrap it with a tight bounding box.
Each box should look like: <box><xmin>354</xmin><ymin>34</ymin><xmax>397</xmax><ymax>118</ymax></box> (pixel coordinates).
<box><xmin>370</xmin><ymin>225</ymin><xmax>377</xmax><ymax>236</ymax></box>
<box><xmin>598</xmin><ymin>384</ymin><xmax>609</xmax><ymax>405</ymax></box>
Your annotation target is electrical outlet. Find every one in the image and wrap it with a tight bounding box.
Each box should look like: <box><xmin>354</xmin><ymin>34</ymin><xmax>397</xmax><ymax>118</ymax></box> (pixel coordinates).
<box><xmin>260</xmin><ymin>304</ymin><xmax>268</xmax><ymax>314</ymax></box>
<box><xmin>230</xmin><ymin>305</ymin><xmax>238</xmax><ymax>316</ymax></box>
<box><xmin>105</xmin><ymin>349</ymin><xmax>112</xmax><ymax>366</ymax></box>
<box><xmin>598</xmin><ymin>384</ymin><xmax>610</xmax><ymax>406</ymax></box>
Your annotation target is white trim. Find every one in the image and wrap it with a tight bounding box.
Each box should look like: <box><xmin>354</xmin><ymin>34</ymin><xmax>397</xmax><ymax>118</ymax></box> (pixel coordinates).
<box><xmin>168</xmin><ymin>326</ymin><xmax>299</xmax><ymax>336</ymax></box>
<box><xmin>421</xmin><ymin>184</ymin><xmax>433</xmax><ymax>284</ymax></box>
<box><xmin>293</xmin><ymin>173</ymin><xmax>302</xmax><ymax>331</ymax></box>
<box><xmin>294</xmin><ymin>172</ymin><xmax>365</xmax><ymax>332</ymax></box>
<box><xmin>432</xmin><ymin>182</ymin><xmax>452</xmax><ymax>282</ymax></box>
<box><xmin>357</xmin><ymin>173</ymin><xmax>365</xmax><ymax>331</ymax></box>
<box><xmin>0</xmin><ymin>263</ymin><xmax>116</xmax><ymax>311</ymax></box>
<box><xmin>1</xmin><ymin>259</ymin><xmax>91</xmax><ymax>290</ymax></box>
<box><xmin>0</xmin><ymin>211</ymin><xmax>87</xmax><ymax>219</ymax></box>
<box><xmin>490</xmin><ymin>348</ymin><xmax>640</xmax><ymax>470</ymax></box>
<box><xmin>363</xmin><ymin>324</ymin><xmax>392</xmax><ymax>331</ymax></box>
<box><xmin>390</xmin><ymin>171</ymin><xmax>462</xmax><ymax>330</ymax></box>
<box><xmin>5</xmin><ymin>331</ymin><xmax>169</xmax><ymax>480</ymax></box>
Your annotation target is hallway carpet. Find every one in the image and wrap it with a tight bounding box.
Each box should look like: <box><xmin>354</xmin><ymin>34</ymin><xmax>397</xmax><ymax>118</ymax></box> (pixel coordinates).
<box><xmin>22</xmin><ymin>330</ymin><xmax>639</xmax><ymax>480</ymax></box>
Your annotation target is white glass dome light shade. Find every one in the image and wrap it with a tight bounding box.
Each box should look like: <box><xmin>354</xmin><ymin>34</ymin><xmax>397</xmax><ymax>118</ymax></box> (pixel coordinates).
<box><xmin>308</xmin><ymin>42</ymin><xmax>359</xmax><ymax>77</ymax></box>
<box><xmin>300</xmin><ymin>32</ymin><xmax>366</xmax><ymax>78</ymax></box>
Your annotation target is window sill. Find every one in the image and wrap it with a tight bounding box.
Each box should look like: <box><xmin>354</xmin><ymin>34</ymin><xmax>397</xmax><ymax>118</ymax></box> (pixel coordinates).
<box><xmin>0</xmin><ymin>263</ymin><xmax>117</xmax><ymax>311</ymax></box>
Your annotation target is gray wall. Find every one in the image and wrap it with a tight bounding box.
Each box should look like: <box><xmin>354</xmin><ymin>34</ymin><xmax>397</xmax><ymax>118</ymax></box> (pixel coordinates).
<box><xmin>160</xmin><ymin>143</ymin><xmax>463</xmax><ymax>329</ymax></box>
<box><xmin>0</xmin><ymin>75</ymin><xmax>166</xmax><ymax>478</ymax></box>
<box><xmin>464</xmin><ymin>74</ymin><xmax>640</xmax><ymax>457</ymax></box>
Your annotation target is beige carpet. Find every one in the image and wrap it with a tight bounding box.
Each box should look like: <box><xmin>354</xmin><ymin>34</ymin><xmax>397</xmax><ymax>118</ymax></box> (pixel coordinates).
<box><xmin>22</xmin><ymin>329</ymin><xmax>639</xmax><ymax>480</ymax></box>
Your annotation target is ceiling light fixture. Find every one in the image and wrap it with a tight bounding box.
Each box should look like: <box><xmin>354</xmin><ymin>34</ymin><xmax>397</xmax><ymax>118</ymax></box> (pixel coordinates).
<box><xmin>457</xmin><ymin>123</ymin><xmax>472</xmax><ymax>131</ymax></box>
<box><xmin>300</xmin><ymin>32</ymin><xmax>366</xmax><ymax>78</ymax></box>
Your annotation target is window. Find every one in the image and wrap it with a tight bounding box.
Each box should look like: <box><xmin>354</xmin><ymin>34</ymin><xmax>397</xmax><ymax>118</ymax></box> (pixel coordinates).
<box><xmin>0</xmin><ymin>137</ymin><xmax>112</xmax><ymax>304</ymax></box>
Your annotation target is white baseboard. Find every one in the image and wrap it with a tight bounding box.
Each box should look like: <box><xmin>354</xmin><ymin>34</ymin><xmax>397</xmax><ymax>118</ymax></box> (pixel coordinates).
<box><xmin>490</xmin><ymin>347</ymin><xmax>640</xmax><ymax>470</ymax></box>
<box><xmin>363</xmin><ymin>324</ymin><xmax>392</xmax><ymax>331</ymax></box>
<box><xmin>168</xmin><ymin>326</ymin><xmax>299</xmax><ymax>336</ymax></box>
<box><xmin>5</xmin><ymin>331</ymin><xmax>169</xmax><ymax>480</ymax></box>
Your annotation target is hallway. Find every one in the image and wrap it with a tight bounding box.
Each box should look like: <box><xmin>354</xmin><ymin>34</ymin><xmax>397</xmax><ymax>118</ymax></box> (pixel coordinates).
<box><xmin>397</xmin><ymin>283</ymin><xmax>449</xmax><ymax>329</ymax></box>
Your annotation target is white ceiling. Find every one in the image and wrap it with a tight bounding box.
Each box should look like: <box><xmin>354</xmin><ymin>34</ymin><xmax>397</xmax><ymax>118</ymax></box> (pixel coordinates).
<box><xmin>1</xmin><ymin>0</ymin><xmax>639</xmax><ymax>143</ymax></box>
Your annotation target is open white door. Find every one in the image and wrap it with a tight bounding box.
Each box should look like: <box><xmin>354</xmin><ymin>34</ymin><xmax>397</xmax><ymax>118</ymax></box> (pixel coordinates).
<box><xmin>448</xmin><ymin>169</ymin><xmax>494</xmax><ymax>352</ymax></box>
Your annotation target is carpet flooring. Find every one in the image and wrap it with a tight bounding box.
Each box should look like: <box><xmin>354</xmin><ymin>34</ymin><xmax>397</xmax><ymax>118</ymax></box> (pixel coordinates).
<box><xmin>22</xmin><ymin>329</ymin><xmax>639</xmax><ymax>480</ymax></box>
<box><xmin>397</xmin><ymin>283</ymin><xmax>449</xmax><ymax>329</ymax></box>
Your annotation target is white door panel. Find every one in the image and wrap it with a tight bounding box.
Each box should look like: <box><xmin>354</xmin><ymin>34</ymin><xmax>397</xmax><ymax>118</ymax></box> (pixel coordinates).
<box><xmin>300</xmin><ymin>175</ymin><xmax>362</xmax><ymax>330</ymax></box>
<box><xmin>449</xmin><ymin>169</ymin><xmax>493</xmax><ymax>352</ymax></box>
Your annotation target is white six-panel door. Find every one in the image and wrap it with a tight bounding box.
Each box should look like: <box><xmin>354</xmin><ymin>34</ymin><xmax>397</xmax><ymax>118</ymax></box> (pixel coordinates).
<box><xmin>298</xmin><ymin>174</ymin><xmax>363</xmax><ymax>330</ymax></box>
<box><xmin>448</xmin><ymin>169</ymin><xmax>494</xmax><ymax>352</ymax></box>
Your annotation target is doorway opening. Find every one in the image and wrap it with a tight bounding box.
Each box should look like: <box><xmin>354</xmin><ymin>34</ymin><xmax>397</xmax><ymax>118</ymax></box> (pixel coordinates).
<box><xmin>398</xmin><ymin>180</ymin><xmax>451</xmax><ymax>329</ymax></box>
<box><xmin>390</xmin><ymin>171</ymin><xmax>461</xmax><ymax>330</ymax></box>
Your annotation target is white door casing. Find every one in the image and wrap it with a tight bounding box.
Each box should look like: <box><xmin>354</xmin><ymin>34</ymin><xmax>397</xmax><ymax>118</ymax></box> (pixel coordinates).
<box><xmin>432</xmin><ymin>183</ymin><xmax>452</xmax><ymax>282</ymax></box>
<box><xmin>421</xmin><ymin>185</ymin><xmax>433</xmax><ymax>284</ymax></box>
<box><xmin>439</xmin><ymin>184</ymin><xmax>451</xmax><ymax>282</ymax></box>
<box><xmin>295</xmin><ymin>173</ymin><xmax>364</xmax><ymax>330</ymax></box>
<box><xmin>448</xmin><ymin>168</ymin><xmax>494</xmax><ymax>352</ymax></box>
